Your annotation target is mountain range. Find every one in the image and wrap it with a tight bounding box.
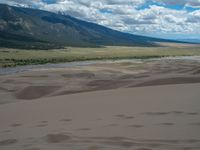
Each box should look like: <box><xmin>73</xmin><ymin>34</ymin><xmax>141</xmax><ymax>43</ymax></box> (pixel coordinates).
<box><xmin>177</xmin><ymin>39</ymin><xmax>200</xmax><ymax>44</ymax></box>
<box><xmin>0</xmin><ymin>4</ymin><xmax>186</xmax><ymax>49</ymax></box>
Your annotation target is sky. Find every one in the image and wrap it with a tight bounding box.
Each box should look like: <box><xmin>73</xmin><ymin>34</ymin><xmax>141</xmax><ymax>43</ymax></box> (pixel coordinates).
<box><xmin>0</xmin><ymin>0</ymin><xmax>200</xmax><ymax>39</ymax></box>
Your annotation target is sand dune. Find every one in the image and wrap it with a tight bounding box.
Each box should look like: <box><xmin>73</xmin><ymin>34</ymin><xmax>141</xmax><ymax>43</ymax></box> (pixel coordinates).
<box><xmin>0</xmin><ymin>84</ymin><xmax>200</xmax><ymax>150</ymax></box>
<box><xmin>15</xmin><ymin>86</ymin><xmax>61</xmax><ymax>100</ymax></box>
<box><xmin>0</xmin><ymin>58</ymin><xmax>200</xmax><ymax>149</ymax></box>
<box><xmin>1</xmin><ymin>58</ymin><xmax>200</xmax><ymax>103</ymax></box>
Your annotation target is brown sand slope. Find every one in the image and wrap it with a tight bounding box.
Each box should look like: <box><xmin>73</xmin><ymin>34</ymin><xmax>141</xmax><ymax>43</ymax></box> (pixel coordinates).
<box><xmin>1</xmin><ymin>58</ymin><xmax>200</xmax><ymax>104</ymax></box>
<box><xmin>0</xmin><ymin>84</ymin><xmax>200</xmax><ymax>150</ymax></box>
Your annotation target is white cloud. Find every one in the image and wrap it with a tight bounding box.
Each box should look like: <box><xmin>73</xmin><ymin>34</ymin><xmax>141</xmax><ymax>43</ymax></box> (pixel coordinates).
<box><xmin>187</xmin><ymin>10</ymin><xmax>200</xmax><ymax>23</ymax></box>
<box><xmin>155</xmin><ymin>0</ymin><xmax>200</xmax><ymax>8</ymax></box>
<box><xmin>0</xmin><ymin>0</ymin><xmax>45</xmax><ymax>8</ymax></box>
<box><xmin>0</xmin><ymin>0</ymin><xmax>200</xmax><ymax>38</ymax></box>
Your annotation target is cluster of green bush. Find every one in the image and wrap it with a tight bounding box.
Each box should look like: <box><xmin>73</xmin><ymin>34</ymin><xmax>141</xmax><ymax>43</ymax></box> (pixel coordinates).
<box><xmin>1</xmin><ymin>46</ymin><xmax>200</xmax><ymax>68</ymax></box>
<box><xmin>0</xmin><ymin>55</ymin><xmax>168</xmax><ymax>68</ymax></box>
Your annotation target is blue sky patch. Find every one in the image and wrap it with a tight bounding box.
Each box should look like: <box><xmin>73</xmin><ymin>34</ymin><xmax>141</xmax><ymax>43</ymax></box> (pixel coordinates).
<box><xmin>42</xmin><ymin>0</ymin><xmax>57</xmax><ymax>4</ymax></box>
<box><xmin>99</xmin><ymin>9</ymin><xmax>112</xmax><ymax>14</ymax></box>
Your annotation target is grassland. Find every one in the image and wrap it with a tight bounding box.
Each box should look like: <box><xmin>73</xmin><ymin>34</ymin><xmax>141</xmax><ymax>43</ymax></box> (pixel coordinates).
<box><xmin>0</xmin><ymin>45</ymin><xmax>200</xmax><ymax>68</ymax></box>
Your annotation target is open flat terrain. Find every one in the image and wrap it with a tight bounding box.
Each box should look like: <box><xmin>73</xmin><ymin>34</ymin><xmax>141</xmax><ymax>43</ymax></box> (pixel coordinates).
<box><xmin>0</xmin><ymin>46</ymin><xmax>200</xmax><ymax>150</ymax></box>
<box><xmin>0</xmin><ymin>83</ymin><xmax>200</xmax><ymax>150</ymax></box>
<box><xmin>1</xmin><ymin>44</ymin><xmax>200</xmax><ymax>67</ymax></box>
<box><xmin>0</xmin><ymin>56</ymin><xmax>200</xmax><ymax>150</ymax></box>
<box><xmin>0</xmin><ymin>56</ymin><xmax>200</xmax><ymax>104</ymax></box>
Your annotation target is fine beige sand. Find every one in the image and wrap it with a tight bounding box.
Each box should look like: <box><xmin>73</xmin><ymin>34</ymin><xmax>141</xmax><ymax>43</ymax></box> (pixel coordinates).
<box><xmin>1</xmin><ymin>58</ymin><xmax>200</xmax><ymax>104</ymax></box>
<box><xmin>0</xmin><ymin>84</ymin><xmax>200</xmax><ymax>150</ymax></box>
<box><xmin>0</xmin><ymin>58</ymin><xmax>200</xmax><ymax>150</ymax></box>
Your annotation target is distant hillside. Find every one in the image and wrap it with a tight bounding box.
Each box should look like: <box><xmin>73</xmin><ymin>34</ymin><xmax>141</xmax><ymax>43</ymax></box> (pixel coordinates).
<box><xmin>177</xmin><ymin>39</ymin><xmax>200</xmax><ymax>44</ymax></box>
<box><xmin>0</xmin><ymin>4</ymin><xmax>185</xmax><ymax>49</ymax></box>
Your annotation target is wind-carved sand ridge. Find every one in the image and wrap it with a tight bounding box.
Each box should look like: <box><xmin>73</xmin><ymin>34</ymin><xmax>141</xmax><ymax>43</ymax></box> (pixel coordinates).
<box><xmin>0</xmin><ymin>57</ymin><xmax>200</xmax><ymax>150</ymax></box>
<box><xmin>0</xmin><ymin>57</ymin><xmax>200</xmax><ymax>103</ymax></box>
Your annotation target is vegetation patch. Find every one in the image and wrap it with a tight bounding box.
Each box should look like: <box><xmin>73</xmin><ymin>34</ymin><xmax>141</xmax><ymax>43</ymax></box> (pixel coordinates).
<box><xmin>0</xmin><ymin>46</ymin><xmax>200</xmax><ymax>68</ymax></box>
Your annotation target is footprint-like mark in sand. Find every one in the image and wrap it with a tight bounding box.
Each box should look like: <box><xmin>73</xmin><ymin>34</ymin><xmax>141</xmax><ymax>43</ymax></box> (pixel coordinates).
<box><xmin>114</xmin><ymin>114</ymin><xmax>135</xmax><ymax>120</ymax></box>
<box><xmin>124</xmin><ymin>116</ymin><xmax>135</xmax><ymax>119</ymax></box>
<box><xmin>10</xmin><ymin>123</ymin><xmax>21</xmax><ymax>127</ymax></box>
<box><xmin>26</xmin><ymin>148</ymin><xmax>40</xmax><ymax>150</ymax></box>
<box><xmin>115</xmin><ymin>114</ymin><xmax>125</xmax><ymax>118</ymax></box>
<box><xmin>186</xmin><ymin>112</ymin><xmax>199</xmax><ymax>115</ymax></box>
<box><xmin>143</xmin><ymin>112</ymin><xmax>170</xmax><ymax>116</ymax></box>
<box><xmin>158</xmin><ymin>123</ymin><xmax>175</xmax><ymax>126</ymax></box>
<box><xmin>142</xmin><ymin>111</ymin><xmax>199</xmax><ymax>116</ymax></box>
<box><xmin>1</xmin><ymin>130</ymin><xmax>11</xmax><ymax>133</ymax></box>
<box><xmin>36</xmin><ymin>121</ymin><xmax>48</xmax><ymax>127</ymax></box>
<box><xmin>60</xmin><ymin>119</ymin><xmax>72</xmax><ymax>122</ymax></box>
<box><xmin>45</xmin><ymin>133</ymin><xmax>71</xmax><ymax>143</ymax></box>
<box><xmin>128</xmin><ymin>125</ymin><xmax>144</xmax><ymax>128</ymax></box>
<box><xmin>134</xmin><ymin>148</ymin><xmax>152</xmax><ymax>150</ymax></box>
<box><xmin>39</xmin><ymin>121</ymin><xmax>48</xmax><ymax>123</ymax></box>
<box><xmin>190</xmin><ymin>122</ymin><xmax>200</xmax><ymax>126</ymax></box>
<box><xmin>0</xmin><ymin>139</ymin><xmax>18</xmax><ymax>146</ymax></box>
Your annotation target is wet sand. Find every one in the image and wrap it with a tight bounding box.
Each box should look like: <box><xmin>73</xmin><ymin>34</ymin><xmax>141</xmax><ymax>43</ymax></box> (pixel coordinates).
<box><xmin>0</xmin><ymin>58</ymin><xmax>200</xmax><ymax>149</ymax></box>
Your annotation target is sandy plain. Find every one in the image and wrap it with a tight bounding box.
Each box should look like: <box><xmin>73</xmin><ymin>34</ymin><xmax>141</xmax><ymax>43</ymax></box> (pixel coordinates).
<box><xmin>0</xmin><ymin>57</ymin><xmax>200</xmax><ymax>150</ymax></box>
